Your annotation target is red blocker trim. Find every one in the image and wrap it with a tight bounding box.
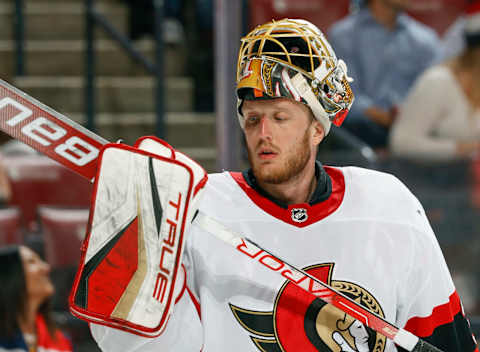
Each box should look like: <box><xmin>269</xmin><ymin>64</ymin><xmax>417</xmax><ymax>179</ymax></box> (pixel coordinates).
<box><xmin>404</xmin><ymin>291</ymin><xmax>461</xmax><ymax>337</ymax></box>
<box><xmin>134</xmin><ymin>136</ymin><xmax>208</xmax><ymax>199</ymax></box>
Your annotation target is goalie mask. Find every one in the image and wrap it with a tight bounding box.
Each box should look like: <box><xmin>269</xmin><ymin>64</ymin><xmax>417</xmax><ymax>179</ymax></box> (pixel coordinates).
<box><xmin>236</xmin><ymin>18</ymin><xmax>354</xmax><ymax>135</ymax></box>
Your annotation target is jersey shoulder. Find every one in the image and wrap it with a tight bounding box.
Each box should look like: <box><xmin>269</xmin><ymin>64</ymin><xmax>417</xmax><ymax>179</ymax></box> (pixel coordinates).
<box><xmin>199</xmin><ymin>172</ymin><xmax>245</xmax><ymax>214</ymax></box>
<box><xmin>337</xmin><ymin>166</ymin><xmax>430</xmax><ymax>231</ymax></box>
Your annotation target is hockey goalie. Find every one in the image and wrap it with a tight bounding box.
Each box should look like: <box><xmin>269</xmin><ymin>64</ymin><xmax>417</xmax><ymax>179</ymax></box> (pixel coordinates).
<box><xmin>69</xmin><ymin>18</ymin><xmax>477</xmax><ymax>352</ymax></box>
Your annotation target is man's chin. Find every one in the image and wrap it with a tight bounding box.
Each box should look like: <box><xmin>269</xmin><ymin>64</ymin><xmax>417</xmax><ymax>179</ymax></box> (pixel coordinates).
<box><xmin>253</xmin><ymin>165</ymin><xmax>288</xmax><ymax>185</ymax></box>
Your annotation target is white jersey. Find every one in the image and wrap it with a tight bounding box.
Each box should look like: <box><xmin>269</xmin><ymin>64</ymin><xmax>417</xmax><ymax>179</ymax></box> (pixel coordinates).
<box><xmin>91</xmin><ymin>166</ymin><xmax>477</xmax><ymax>352</ymax></box>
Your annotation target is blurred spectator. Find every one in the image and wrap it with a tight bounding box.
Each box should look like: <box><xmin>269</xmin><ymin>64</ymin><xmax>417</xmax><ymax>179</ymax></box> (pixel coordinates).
<box><xmin>389</xmin><ymin>0</ymin><xmax>480</xmax><ymax>161</ymax></box>
<box><xmin>436</xmin><ymin>1</ymin><xmax>473</xmax><ymax>62</ymax></box>
<box><xmin>328</xmin><ymin>0</ymin><xmax>440</xmax><ymax>148</ymax></box>
<box><xmin>437</xmin><ymin>16</ymin><xmax>467</xmax><ymax>61</ymax></box>
<box><xmin>0</xmin><ymin>245</ymin><xmax>72</xmax><ymax>352</ymax></box>
<box><xmin>0</xmin><ymin>151</ymin><xmax>12</xmax><ymax>206</ymax></box>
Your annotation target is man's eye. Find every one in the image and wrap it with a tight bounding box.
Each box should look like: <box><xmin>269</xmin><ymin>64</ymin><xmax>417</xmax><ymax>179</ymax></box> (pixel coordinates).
<box><xmin>245</xmin><ymin>116</ymin><xmax>259</xmax><ymax>124</ymax></box>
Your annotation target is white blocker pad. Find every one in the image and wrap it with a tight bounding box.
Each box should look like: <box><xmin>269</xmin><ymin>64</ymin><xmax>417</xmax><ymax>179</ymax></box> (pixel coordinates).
<box><xmin>70</xmin><ymin>141</ymin><xmax>208</xmax><ymax>337</ymax></box>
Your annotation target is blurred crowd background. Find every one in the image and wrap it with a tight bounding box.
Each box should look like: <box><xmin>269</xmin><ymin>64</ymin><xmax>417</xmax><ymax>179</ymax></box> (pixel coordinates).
<box><xmin>0</xmin><ymin>0</ymin><xmax>479</xmax><ymax>350</ymax></box>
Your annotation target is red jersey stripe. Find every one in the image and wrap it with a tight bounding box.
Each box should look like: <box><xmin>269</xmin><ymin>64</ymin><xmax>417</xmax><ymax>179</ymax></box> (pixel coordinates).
<box><xmin>404</xmin><ymin>291</ymin><xmax>462</xmax><ymax>337</ymax></box>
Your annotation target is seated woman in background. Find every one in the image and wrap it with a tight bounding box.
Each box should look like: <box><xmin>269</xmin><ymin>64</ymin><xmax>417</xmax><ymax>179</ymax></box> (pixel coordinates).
<box><xmin>389</xmin><ymin>1</ymin><xmax>480</xmax><ymax>161</ymax></box>
<box><xmin>0</xmin><ymin>246</ymin><xmax>72</xmax><ymax>352</ymax></box>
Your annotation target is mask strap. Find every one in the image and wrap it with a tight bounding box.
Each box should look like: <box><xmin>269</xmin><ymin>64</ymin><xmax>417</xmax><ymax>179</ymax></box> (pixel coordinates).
<box><xmin>291</xmin><ymin>73</ymin><xmax>331</xmax><ymax>135</ymax></box>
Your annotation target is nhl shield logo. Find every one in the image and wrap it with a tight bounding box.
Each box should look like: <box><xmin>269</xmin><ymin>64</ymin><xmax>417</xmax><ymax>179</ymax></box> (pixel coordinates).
<box><xmin>291</xmin><ymin>208</ymin><xmax>308</xmax><ymax>223</ymax></box>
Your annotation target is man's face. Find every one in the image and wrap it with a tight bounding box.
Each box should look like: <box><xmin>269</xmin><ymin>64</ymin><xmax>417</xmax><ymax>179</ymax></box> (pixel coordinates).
<box><xmin>242</xmin><ymin>98</ymin><xmax>324</xmax><ymax>185</ymax></box>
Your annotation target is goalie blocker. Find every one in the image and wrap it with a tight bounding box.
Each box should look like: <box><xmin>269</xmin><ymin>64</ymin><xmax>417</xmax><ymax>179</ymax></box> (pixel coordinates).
<box><xmin>69</xmin><ymin>137</ymin><xmax>207</xmax><ymax>337</ymax></box>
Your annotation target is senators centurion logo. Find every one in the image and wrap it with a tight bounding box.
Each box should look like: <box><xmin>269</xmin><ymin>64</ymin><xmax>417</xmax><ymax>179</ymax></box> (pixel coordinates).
<box><xmin>230</xmin><ymin>263</ymin><xmax>386</xmax><ymax>352</ymax></box>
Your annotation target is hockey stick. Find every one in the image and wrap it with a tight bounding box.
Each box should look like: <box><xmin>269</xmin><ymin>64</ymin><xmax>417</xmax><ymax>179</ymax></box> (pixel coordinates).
<box><xmin>0</xmin><ymin>78</ymin><xmax>107</xmax><ymax>180</ymax></box>
<box><xmin>0</xmin><ymin>78</ymin><xmax>442</xmax><ymax>352</ymax></box>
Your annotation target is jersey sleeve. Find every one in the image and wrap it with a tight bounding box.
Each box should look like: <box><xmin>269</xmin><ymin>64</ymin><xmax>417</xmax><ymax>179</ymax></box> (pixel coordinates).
<box><xmin>90</xmin><ymin>242</ymin><xmax>203</xmax><ymax>352</ymax></box>
<box><xmin>397</xmin><ymin>222</ymin><xmax>478</xmax><ymax>352</ymax></box>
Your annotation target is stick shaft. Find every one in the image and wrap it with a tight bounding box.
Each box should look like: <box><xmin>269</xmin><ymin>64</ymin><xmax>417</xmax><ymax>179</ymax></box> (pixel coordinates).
<box><xmin>0</xmin><ymin>78</ymin><xmax>108</xmax><ymax>179</ymax></box>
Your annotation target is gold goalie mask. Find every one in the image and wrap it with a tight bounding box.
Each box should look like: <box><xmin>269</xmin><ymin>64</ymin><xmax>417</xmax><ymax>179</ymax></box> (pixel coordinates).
<box><xmin>236</xmin><ymin>18</ymin><xmax>354</xmax><ymax>135</ymax></box>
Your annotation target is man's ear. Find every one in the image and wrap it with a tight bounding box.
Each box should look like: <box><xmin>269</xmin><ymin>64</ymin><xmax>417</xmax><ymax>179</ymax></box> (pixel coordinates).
<box><xmin>311</xmin><ymin>120</ymin><xmax>325</xmax><ymax>146</ymax></box>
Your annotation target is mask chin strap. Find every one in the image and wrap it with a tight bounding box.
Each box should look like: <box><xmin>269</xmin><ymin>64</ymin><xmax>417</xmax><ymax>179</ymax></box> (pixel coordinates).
<box><xmin>290</xmin><ymin>73</ymin><xmax>331</xmax><ymax>135</ymax></box>
<box><xmin>236</xmin><ymin>98</ymin><xmax>245</xmax><ymax>129</ymax></box>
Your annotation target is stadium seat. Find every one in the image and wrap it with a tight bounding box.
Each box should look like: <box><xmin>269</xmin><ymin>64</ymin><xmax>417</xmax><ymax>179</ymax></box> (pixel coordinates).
<box><xmin>38</xmin><ymin>206</ymin><xmax>90</xmax><ymax>311</ymax></box>
<box><xmin>6</xmin><ymin>155</ymin><xmax>92</xmax><ymax>231</ymax></box>
<box><xmin>407</xmin><ymin>0</ymin><xmax>469</xmax><ymax>36</ymax></box>
<box><xmin>0</xmin><ymin>206</ymin><xmax>22</xmax><ymax>245</ymax></box>
<box><xmin>248</xmin><ymin>0</ymin><xmax>350</xmax><ymax>33</ymax></box>
<box><xmin>38</xmin><ymin>206</ymin><xmax>89</xmax><ymax>268</ymax></box>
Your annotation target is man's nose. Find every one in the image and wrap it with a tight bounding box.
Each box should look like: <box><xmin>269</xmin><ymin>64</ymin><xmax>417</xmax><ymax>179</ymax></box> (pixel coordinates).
<box><xmin>259</xmin><ymin>117</ymin><xmax>272</xmax><ymax>139</ymax></box>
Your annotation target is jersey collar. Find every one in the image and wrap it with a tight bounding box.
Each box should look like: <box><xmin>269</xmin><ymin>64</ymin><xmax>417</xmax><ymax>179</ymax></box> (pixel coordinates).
<box><xmin>230</xmin><ymin>162</ymin><xmax>345</xmax><ymax>228</ymax></box>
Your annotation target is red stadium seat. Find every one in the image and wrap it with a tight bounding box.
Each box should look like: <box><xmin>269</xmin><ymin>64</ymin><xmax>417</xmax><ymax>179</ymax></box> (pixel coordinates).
<box><xmin>248</xmin><ymin>0</ymin><xmax>351</xmax><ymax>33</ymax></box>
<box><xmin>38</xmin><ymin>206</ymin><xmax>89</xmax><ymax>268</ymax></box>
<box><xmin>407</xmin><ymin>0</ymin><xmax>469</xmax><ymax>36</ymax></box>
<box><xmin>0</xmin><ymin>206</ymin><xmax>22</xmax><ymax>245</ymax></box>
<box><xmin>5</xmin><ymin>156</ymin><xmax>92</xmax><ymax>231</ymax></box>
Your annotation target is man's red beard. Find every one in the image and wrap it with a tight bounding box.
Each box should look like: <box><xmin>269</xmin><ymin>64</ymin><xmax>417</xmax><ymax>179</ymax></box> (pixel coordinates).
<box><xmin>247</xmin><ymin>128</ymin><xmax>312</xmax><ymax>185</ymax></box>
